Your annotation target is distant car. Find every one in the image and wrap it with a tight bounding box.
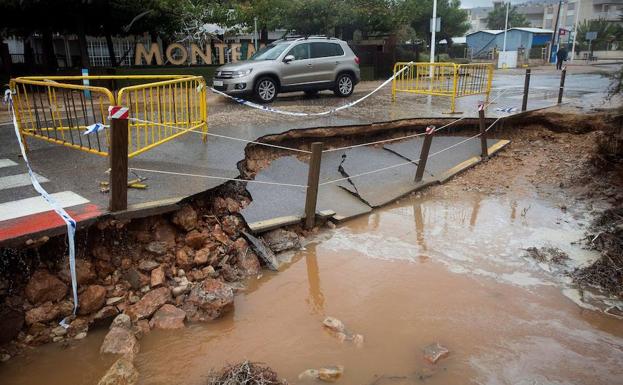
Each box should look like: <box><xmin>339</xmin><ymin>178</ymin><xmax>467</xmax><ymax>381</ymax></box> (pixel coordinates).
<box><xmin>212</xmin><ymin>36</ymin><xmax>361</xmax><ymax>103</ymax></box>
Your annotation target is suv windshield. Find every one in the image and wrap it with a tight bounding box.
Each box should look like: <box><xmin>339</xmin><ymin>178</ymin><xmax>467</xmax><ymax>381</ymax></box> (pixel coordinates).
<box><xmin>250</xmin><ymin>43</ymin><xmax>290</xmax><ymax>60</ymax></box>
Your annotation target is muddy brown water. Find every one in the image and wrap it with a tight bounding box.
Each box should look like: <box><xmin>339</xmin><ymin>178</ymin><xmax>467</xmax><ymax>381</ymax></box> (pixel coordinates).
<box><xmin>2</xmin><ymin>192</ymin><xmax>623</xmax><ymax>385</ymax></box>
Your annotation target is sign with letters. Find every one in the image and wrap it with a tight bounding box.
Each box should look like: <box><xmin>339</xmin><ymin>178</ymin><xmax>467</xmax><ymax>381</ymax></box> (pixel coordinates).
<box><xmin>134</xmin><ymin>41</ymin><xmax>264</xmax><ymax>66</ymax></box>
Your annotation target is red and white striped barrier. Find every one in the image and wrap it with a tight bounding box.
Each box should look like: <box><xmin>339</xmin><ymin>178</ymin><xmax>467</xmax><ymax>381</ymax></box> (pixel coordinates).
<box><xmin>108</xmin><ymin>106</ymin><xmax>129</xmax><ymax>120</ymax></box>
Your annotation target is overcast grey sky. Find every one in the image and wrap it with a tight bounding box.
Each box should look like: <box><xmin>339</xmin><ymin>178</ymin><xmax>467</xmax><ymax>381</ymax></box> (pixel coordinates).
<box><xmin>460</xmin><ymin>0</ymin><xmax>523</xmax><ymax>8</ymax></box>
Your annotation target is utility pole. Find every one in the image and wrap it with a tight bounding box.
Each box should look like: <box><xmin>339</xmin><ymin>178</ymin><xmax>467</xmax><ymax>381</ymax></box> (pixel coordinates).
<box><xmin>571</xmin><ymin>0</ymin><xmax>582</xmax><ymax>61</ymax></box>
<box><xmin>430</xmin><ymin>0</ymin><xmax>438</xmax><ymax>76</ymax></box>
<box><xmin>549</xmin><ymin>0</ymin><xmax>564</xmax><ymax>63</ymax></box>
<box><xmin>503</xmin><ymin>1</ymin><xmax>510</xmax><ymax>52</ymax></box>
<box><xmin>254</xmin><ymin>17</ymin><xmax>258</xmax><ymax>50</ymax></box>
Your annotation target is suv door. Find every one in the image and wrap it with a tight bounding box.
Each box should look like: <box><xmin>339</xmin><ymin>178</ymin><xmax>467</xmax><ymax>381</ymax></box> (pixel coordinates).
<box><xmin>280</xmin><ymin>43</ymin><xmax>313</xmax><ymax>86</ymax></box>
<box><xmin>310</xmin><ymin>42</ymin><xmax>345</xmax><ymax>83</ymax></box>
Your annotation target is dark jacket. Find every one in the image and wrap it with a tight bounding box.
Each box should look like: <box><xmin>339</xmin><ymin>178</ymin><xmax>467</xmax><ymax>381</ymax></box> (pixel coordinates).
<box><xmin>556</xmin><ymin>48</ymin><xmax>568</xmax><ymax>61</ymax></box>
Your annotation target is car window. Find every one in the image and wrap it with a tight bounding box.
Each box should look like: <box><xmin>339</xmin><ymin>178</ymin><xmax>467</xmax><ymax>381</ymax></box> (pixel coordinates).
<box><xmin>310</xmin><ymin>42</ymin><xmax>344</xmax><ymax>58</ymax></box>
<box><xmin>250</xmin><ymin>43</ymin><xmax>290</xmax><ymax>60</ymax></box>
<box><xmin>286</xmin><ymin>43</ymin><xmax>310</xmax><ymax>60</ymax></box>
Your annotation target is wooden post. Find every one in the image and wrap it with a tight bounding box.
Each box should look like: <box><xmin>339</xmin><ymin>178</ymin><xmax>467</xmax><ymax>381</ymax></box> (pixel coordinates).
<box><xmin>558</xmin><ymin>67</ymin><xmax>566</xmax><ymax>104</ymax></box>
<box><xmin>521</xmin><ymin>68</ymin><xmax>531</xmax><ymax>112</ymax></box>
<box><xmin>414</xmin><ymin>126</ymin><xmax>435</xmax><ymax>183</ymax></box>
<box><xmin>478</xmin><ymin>104</ymin><xmax>488</xmax><ymax>159</ymax></box>
<box><xmin>109</xmin><ymin>116</ymin><xmax>129</xmax><ymax>212</ymax></box>
<box><xmin>304</xmin><ymin>142</ymin><xmax>323</xmax><ymax>230</ymax></box>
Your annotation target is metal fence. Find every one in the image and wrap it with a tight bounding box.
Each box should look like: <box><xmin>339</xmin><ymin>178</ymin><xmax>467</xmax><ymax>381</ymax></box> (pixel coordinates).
<box><xmin>391</xmin><ymin>62</ymin><xmax>494</xmax><ymax>113</ymax></box>
<box><xmin>9</xmin><ymin>75</ymin><xmax>207</xmax><ymax>158</ymax></box>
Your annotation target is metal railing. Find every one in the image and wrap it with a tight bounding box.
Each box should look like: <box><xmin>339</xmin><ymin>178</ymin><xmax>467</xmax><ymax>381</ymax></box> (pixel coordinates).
<box><xmin>391</xmin><ymin>62</ymin><xmax>493</xmax><ymax>113</ymax></box>
<box><xmin>9</xmin><ymin>75</ymin><xmax>208</xmax><ymax>158</ymax></box>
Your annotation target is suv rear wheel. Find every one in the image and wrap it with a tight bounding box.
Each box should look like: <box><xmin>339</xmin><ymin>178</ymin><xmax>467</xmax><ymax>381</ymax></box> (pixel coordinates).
<box><xmin>334</xmin><ymin>73</ymin><xmax>354</xmax><ymax>97</ymax></box>
<box><xmin>254</xmin><ymin>77</ymin><xmax>278</xmax><ymax>103</ymax></box>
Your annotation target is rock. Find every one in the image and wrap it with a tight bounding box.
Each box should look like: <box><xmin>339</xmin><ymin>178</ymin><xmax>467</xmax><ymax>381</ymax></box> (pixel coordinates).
<box><xmin>423</xmin><ymin>342</ymin><xmax>449</xmax><ymax>364</ymax></box>
<box><xmin>100</xmin><ymin>327</ymin><xmax>139</xmax><ymax>355</ymax></box>
<box><xmin>67</xmin><ymin>317</ymin><xmax>89</xmax><ymax>337</ymax></box>
<box><xmin>175</xmin><ymin>248</ymin><xmax>193</xmax><ymax>269</ymax></box>
<box><xmin>110</xmin><ymin>314</ymin><xmax>132</xmax><ymax>330</ymax></box>
<box><xmin>172</xmin><ymin>205</ymin><xmax>198</xmax><ymax>231</ymax></box>
<box><xmin>150</xmin><ymin>266</ymin><xmax>165</xmax><ymax>288</ymax></box>
<box><xmin>0</xmin><ymin>304</ymin><xmax>24</xmax><ymax>344</ymax></box>
<box><xmin>25</xmin><ymin>270</ymin><xmax>67</xmax><ymax>305</ymax></box>
<box><xmin>125</xmin><ymin>287</ymin><xmax>171</xmax><ymax>321</ymax></box>
<box><xmin>134</xmin><ymin>319</ymin><xmax>151</xmax><ymax>338</ymax></box>
<box><xmin>262</xmin><ymin>229</ymin><xmax>301</xmax><ymax>253</ymax></box>
<box><xmin>51</xmin><ymin>325</ymin><xmax>67</xmax><ymax>337</ymax></box>
<box><xmin>212</xmin><ymin>224</ymin><xmax>231</xmax><ymax>245</ymax></box>
<box><xmin>78</xmin><ymin>285</ymin><xmax>107</xmax><ymax>315</ymax></box>
<box><xmin>58</xmin><ymin>256</ymin><xmax>96</xmax><ymax>285</ymax></box>
<box><xmin>185</xmin><ymin>230</ymin><xmax>208</xmax><ymax>250</ymax></box>
<box><xmin>241</xmin><ymin>231</ymin><xmax>279</xmax><ymax>271</ymax></box>
<box><xmin>326</xmin><ymin>221</ymin><xmax>336</xmax><ymax>229</ymax></box>
<box><xmin>25</xmin><ymin>301</ymin><xmax>60</xmax><ymax>325</ymax></box>
<box><xmin>93</xmin><ymin>245</ymin><xmax>112</xmax><ymax>261</ymax></box>
<box><xmin>93</xmin><ymin>306</ymin><xmax>119</xmax><ymax>322</ymax></box>
<box><xmin>149</xmin><ymin>304</ymin><xmax>186</xmax><ymax>329</ymax></box>
<box><xmin>145</xmin><ymin>241</ymin><xmax>168</xmax><ymax>255</ymax></box>
<box><xmin>222</xmin><ymin>215</ymin><xmax>242</xmax><ymax>236</ymax></box>
<box><xmin>74</xmin><ymin>332</ymin><xmax>87</xmax><ymax>340</ymax></box>
<box><xmin>153</xmin><ymin>220</ymin><xmax>177</xmax><ymax>247</ymax></box>
<box><xmin>107</xmin><ymin>297</ymin><xmax>124</xmax><ymax>306</ymax></box>
<box><xmin>299</xmin><ymin>366</ymin><xmax>344</xmax><ymax>382</ymax></box>
<box><xmin>234</xmin><ymin>238</ymin><xmax>261</xmax><ymax>276</ymax></box>
<box><xmin>1</xmin><ymin>354</ymin><xmax>11</xmax><ymax>362</ymax></box>
<box><xmin>322</xmin><ymin>317</ymin><xmax>346</xmax><ymax>333</ymax></box>
<box><xmin>97</xmin><ymin>355</ymin><xmax>139</xmax><ymax>385</ymax></box>
<box><xmin>193</xmin><ymin>248</ymin><xmax>211</xmax><ymax>266</ymax></box>
<box><xmin>224</xmin><ymin>197</ymin><xmax>241</xmax><ymax>213</ymax></box>
<box><xmin>212</xmin><ymin>197</ymin><xmax>229</xmax><ymax>214</ymax></box>
<box><xmin>123</xmin><ymin>268</ymin><xmax>149</xmax><ymax>291</ymax></box>
<box><xmin>138</xmin><ymin>260</ymin><xmax>159</xmax><ymax>272</ymax></box>
<box><xmin>183</xmin><ymin>278</ymin><xmax>234</xmax><ymax>321</ymax></box>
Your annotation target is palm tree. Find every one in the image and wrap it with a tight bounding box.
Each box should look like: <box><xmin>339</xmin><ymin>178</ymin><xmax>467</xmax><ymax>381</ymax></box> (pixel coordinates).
<box><xmin>576</xmin><ymin>19</ymin><xmax>622</xmax><ymax>53</ymax></box>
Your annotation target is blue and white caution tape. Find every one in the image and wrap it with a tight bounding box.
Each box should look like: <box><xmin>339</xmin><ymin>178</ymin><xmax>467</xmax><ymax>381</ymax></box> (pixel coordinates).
<box><xmin>4</xmin><ymin>89</ymin><xmax>79</xmax><ymax>324</ymax></box>
<box><xmin>210</xmin><ymin>61</ymin><xmax>414</xmax><ymax>116</ymax></box>
<box><xmin>495</xmin><ymin>107</ymin><xmax>518</xmax><ymax>114</ymax></box>
<box><xmin>83</xmin><ymin>122</ymin><xmax>106</xmax><ymax>135</ymax></box>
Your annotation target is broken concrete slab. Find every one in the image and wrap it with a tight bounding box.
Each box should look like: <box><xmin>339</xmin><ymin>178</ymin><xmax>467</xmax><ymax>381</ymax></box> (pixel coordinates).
<box><xmin>241</xmin><ymin>155</ymin><xmax>371</xmax><ymax>229</ymax></box>
<box><xmin>241</xmin><ymin>231</ymin><xmax>280</xmax><ymax>271</ymax></box>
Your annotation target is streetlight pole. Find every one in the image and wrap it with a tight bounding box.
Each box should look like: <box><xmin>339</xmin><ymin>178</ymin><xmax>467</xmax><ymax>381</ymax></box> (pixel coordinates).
<box><xmin>254</xmin><ymin>17</ymin><xmax>258</xmax><ymax>50</ymax></box>
<box><xmin>549</xmin><ymin>0</ymin><xmax>564</xmax><ymax>62</ymax></box>
<box><xmin>430</xmin><ymin>0</ymin><xmax>438</xmax><ymax>77</ymax></box>
<box><xmin>571</xmin><ymin>0</ymin><xmax>581</xmax><ymax>61</ymax></box>
<box><xmin>503</xmin><ymin>1</ymin><xmax>510</xmax><ymax>52</ymax></box>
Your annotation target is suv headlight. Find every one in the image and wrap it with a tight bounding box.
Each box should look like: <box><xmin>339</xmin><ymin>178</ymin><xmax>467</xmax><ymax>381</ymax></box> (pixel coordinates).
<box><xmin>232</xmin><ymin>69</ymin><xmax>252</xmax><ymax>78</ymax></box>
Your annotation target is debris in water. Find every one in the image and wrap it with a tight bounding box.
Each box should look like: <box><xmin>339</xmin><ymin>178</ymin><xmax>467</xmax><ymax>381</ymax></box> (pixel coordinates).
<box><xmin>299</xmin><ymin>366</ymin><xmax>344</xmax><ymax>382</ymax></box>
<box><xmin>524</xmin><ymin>247</ymin><xmax>570</xmax><ymax>264</ymax></box>
<box><xmin>208</xmin><ymin>361</ymin><xmax>287</xmax><ymax>385</ymax></box>
<box><xmin>322</xmin><ymin>316</ymin><xmax>364</xmax><ymax>346</ymax></box>
<box><xmin>422</xmin><ymin>342</ymin><xmax>449</xmax><ymax>364</ymax></box>
<box><xmin>241</xmin><ymin>231</ymin><xmax>280</xmax><ymax>271</ymax></box>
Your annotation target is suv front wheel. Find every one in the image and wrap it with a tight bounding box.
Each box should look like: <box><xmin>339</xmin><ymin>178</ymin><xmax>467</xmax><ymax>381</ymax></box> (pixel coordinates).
<box><xmin>334</xmin><ymin>73</ymin><xmax>354</xmax><ymax>97</ymax></box>
<box><xmin>254</xmin><ymin>77</ymin><xmax>278</xmax><ymax>103</ymax></box>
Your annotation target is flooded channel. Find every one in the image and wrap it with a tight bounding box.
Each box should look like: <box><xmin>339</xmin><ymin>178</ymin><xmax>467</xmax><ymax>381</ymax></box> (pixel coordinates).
<box><xmin>2</xmin><ymin>191</ymin><xmax>623</xmax><ymax>385</ymax></box>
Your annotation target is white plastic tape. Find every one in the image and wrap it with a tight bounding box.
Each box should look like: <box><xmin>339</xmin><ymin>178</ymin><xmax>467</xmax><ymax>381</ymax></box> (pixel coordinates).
<box><xmin>5</xmin><ymin>91</ymin><xmax>79</xmax><ymax>322</ymax></box>
<box><xmin>210</xmin><ymin>61</ymin><xmax>413</xmax><ymax>116</ymax></box>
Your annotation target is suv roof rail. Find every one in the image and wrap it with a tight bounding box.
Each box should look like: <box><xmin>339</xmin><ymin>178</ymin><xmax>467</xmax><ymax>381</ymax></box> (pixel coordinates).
<box><xmin>276</xmin><ymin>35</ymin><xmax>339</xmax><ymax>43</ymax></box>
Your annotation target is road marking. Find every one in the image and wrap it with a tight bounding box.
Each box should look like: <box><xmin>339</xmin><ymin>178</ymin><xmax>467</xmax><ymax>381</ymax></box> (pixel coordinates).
<box><xmin>0</xmin><ymin>159</ymin><xmax>18</xmax><ymax>168</ymax></box>
<box><xmin>0</xmin><ymin>191</ymin><xmax>89</xmax><ymax>222</ymax></box>
<box><xmin>0</xmin><ymin>173</ymin><xmax>49</xmax><ymax>191</ymax></box>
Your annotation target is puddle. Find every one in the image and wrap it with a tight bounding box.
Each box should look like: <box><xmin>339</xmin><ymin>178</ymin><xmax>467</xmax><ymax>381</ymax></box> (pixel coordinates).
<box><xmin>2</xmin><ymin>193</ymin><xmax>622</xmax><ymax>385</ymax></box>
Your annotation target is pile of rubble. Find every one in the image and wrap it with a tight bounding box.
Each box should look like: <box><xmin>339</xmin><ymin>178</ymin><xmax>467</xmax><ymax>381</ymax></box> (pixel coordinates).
<box><xmin>0</xmin><ymin>183</ymin><xmax>303</xmax><ymax>364</ymax></box>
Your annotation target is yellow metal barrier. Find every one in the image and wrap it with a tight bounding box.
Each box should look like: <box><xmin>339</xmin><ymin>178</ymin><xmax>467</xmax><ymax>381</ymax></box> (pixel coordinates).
<box><xmin>9</xmin><ymin>75</ymin><xmax>208</xmax><ymax>158</ymax></box>
<box><xmin>391</xmin><ymin>62</ymin><xmax>493</xmax><ymax>113</ymax></box>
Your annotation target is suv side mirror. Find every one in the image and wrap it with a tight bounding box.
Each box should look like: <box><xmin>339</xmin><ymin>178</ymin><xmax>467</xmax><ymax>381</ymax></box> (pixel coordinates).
<box><xmin>284</xmin><ymin>55</ymin><xmax>295</xmax><ymax>63</ymax></box>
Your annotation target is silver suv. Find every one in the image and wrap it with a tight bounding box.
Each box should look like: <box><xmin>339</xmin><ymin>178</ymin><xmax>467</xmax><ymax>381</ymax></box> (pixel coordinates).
<box><xmin>212</xmin><ymin>37</ymin><xmax>361</xmax><ymax>103</ymax></box>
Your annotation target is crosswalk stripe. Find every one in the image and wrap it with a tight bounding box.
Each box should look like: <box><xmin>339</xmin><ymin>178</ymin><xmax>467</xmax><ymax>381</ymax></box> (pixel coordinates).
<box><xmin>0</xmin><ymin>159</ymin><xmax>18</xmax><ymax>168</ymax></box>
<box><xmin>0</xmin><ymin>173</ymin><xmax>49</xmax><ymax>191</ymax></box>
<box><xmin>0</xmin><ymin>191</ymin><xmax>89</xmax><ymax>222</ymax></box>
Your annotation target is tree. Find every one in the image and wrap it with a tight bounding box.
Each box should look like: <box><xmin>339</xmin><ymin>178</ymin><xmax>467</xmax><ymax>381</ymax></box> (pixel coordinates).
<box><xmin>485</xmin><ymin>3</ymin><xmax>529</xmax><ymax>30</ymax></box>
<box><xmin>399</xmin><ymin>0</ymin><xmax>470</xmax><ymax>45</ymax></box>
<box><xmin>336</xmin><ymin>0</ymin><xmax>400</xmax><ymax>40</ymax></box>
<box><xmin>576</xmin><ymin>19</ymin><xmax>622</xmax><ymax>52</ymax></box>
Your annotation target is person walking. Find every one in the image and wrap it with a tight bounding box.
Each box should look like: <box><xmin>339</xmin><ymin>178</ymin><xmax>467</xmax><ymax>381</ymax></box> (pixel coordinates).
<box><xmin>556</xmin><ymin>46</ymin><xmax>568</xmax><ymax>70</ymax></box>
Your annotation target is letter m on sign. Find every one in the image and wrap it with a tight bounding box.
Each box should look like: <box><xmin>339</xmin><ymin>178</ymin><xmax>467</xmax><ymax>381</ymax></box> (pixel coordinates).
<box><xmin>135</xmin><ymin>43</ymin><xmax>163</xmax><ymax>65</ymax></box>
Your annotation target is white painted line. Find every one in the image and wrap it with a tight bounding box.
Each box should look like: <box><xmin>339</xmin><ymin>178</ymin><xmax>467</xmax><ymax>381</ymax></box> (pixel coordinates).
<box><xmin>0</xmin><ymin>159</ymin><xmax>18</xmax><ymax>168</ymax></box>
<box><xmin>0</xmin><ymin>191</ymin><xmax>89</xmax><ymax>221</ymax></box>
<box><xmin>0</xmin><ymin>173</ymin><xmax>49</xmax><ymax>191</ymax></box>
